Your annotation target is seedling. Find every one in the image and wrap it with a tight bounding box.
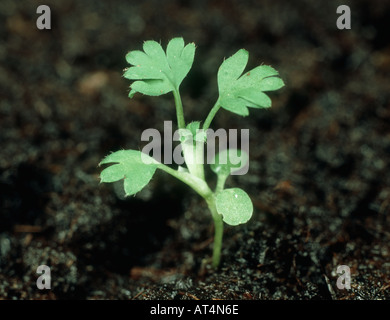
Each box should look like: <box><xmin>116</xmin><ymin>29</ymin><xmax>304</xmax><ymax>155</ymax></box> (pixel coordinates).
<box><xmin>99</xmin><ymin>38</ymin><xmax>284</xmax><ymax>268</ymax></box>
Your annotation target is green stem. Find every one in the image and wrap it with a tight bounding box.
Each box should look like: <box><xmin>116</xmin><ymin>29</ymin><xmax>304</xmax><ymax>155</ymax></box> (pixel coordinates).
<box><xmin>215</xmin><ymin>174</ymin><xmax>228</xmax><ymax>194</ymax></box>
<box><xmin>181</xmin><ymin>140</ymin><xmax>205</xmax><ymax>180</ymax></box>
<box><xmin>206</xmin><ymin>196</ymin><xmax>224</xmax><ymax>268</ymax></box>
<box><xmin>208</xmin><ymin>174</ymin><xmax>228</xmax><ymax>268</ymax></box>
<box><xmin>202</xmin><ymin>98</ymin><xmax>221</xmax><ymax>131</ymax></box>
<box><xmin>156</xmin><ymin>162</ymin><xmax>212</xmax><ymax>199</ymax></box>
<box><xmin>173</xmin><ymin>89</ymin><xmax>185</xmax><ymax>129</ymax></box>
<box><xmin>154</xmin><ymin>159</ymin><xmax>225</xmax><ymax>268</ymax></box>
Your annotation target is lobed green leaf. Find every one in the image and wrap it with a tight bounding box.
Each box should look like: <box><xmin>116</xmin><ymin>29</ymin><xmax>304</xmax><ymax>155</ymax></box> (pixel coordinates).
<box><xmin>100</xmin><ymin>150</ymin><xmax>157</xmax><ymax>197</ymax></box>
<box><xmin>217</xmin><ymin>49</ymin><xmax>284</xmax><ymax>116</ymax></box>
<box><xmin>124</xmin><ymin>38</ymin><xmax>195</xmax><ymax>98</ymax></box>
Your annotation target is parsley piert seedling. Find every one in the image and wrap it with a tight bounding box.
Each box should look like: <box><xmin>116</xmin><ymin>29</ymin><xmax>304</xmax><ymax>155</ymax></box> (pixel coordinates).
<box><xmin>99</xmin><ymin>38</ymin><xmax>284</xmax><ymax>268</ymax></box>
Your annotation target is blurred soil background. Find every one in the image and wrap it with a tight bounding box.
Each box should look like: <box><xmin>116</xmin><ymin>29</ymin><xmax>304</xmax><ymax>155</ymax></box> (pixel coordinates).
<box><xmin>0</xmin><ymin>0</ymin><xmax>390</xmax><ymax>299</ymax></box>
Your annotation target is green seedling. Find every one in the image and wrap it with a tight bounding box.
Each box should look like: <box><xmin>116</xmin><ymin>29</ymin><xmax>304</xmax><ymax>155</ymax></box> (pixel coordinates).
<box><xmin>99</xmin><ymin>38</ymin><xmax>284</xmax><ymax>268</ymax></box>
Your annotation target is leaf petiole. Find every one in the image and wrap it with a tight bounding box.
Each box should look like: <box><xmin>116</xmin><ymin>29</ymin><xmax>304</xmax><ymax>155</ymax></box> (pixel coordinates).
<box><xmin>155</xmin><ymin>161</ymin><xmax>212</xmax><ymax>199</ymax></box>
<box><xmin>173</xmin><ymin>89</ymin><xmax>186</xmax><ymax>129</ymax></box>
<box><xmin>202</xmin><ymin>98</ymin><xmax>221</xmax><ymax>131</ymax></box>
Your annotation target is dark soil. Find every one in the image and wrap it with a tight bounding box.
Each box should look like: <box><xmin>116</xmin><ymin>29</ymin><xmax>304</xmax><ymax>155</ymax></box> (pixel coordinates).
<box><xmin>1</xmin><ymin>0</ymin><xmax>390</xmax><ymax>300</ymax></box>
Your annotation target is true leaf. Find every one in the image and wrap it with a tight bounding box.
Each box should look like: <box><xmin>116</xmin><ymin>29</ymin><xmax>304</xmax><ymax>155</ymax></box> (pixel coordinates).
<box><xmin>210</xmin><ymin>149</ymin><xmax>249</xmax><ymax>177</ymax></box>
<box><xmin>186</xmin><ymin>121</ymin><xmax>201</xmax><ymax>138</ymax></box>
<box><xmin>124</xmin><ymin>37</ymin><xmax>195</xmax><ymax>98</ymax></box>
<box><xmin>179</xmin><ymin>121</ymin><xmax>207</xmax><ymax>143</ymax></box>
<box><xmin>215</xmin><ymin>188</ymin><xmax>253</xmax><ymax>226</ymax></box>
<box><xmin>217</xmin><ymin>49</ymin><xmax>284</xmax><ymax>116</ymax></box>
<box><xmin>100</xmin><ymin>150</ymin><xmax>157</xmax><ymax>197</ymax></box>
